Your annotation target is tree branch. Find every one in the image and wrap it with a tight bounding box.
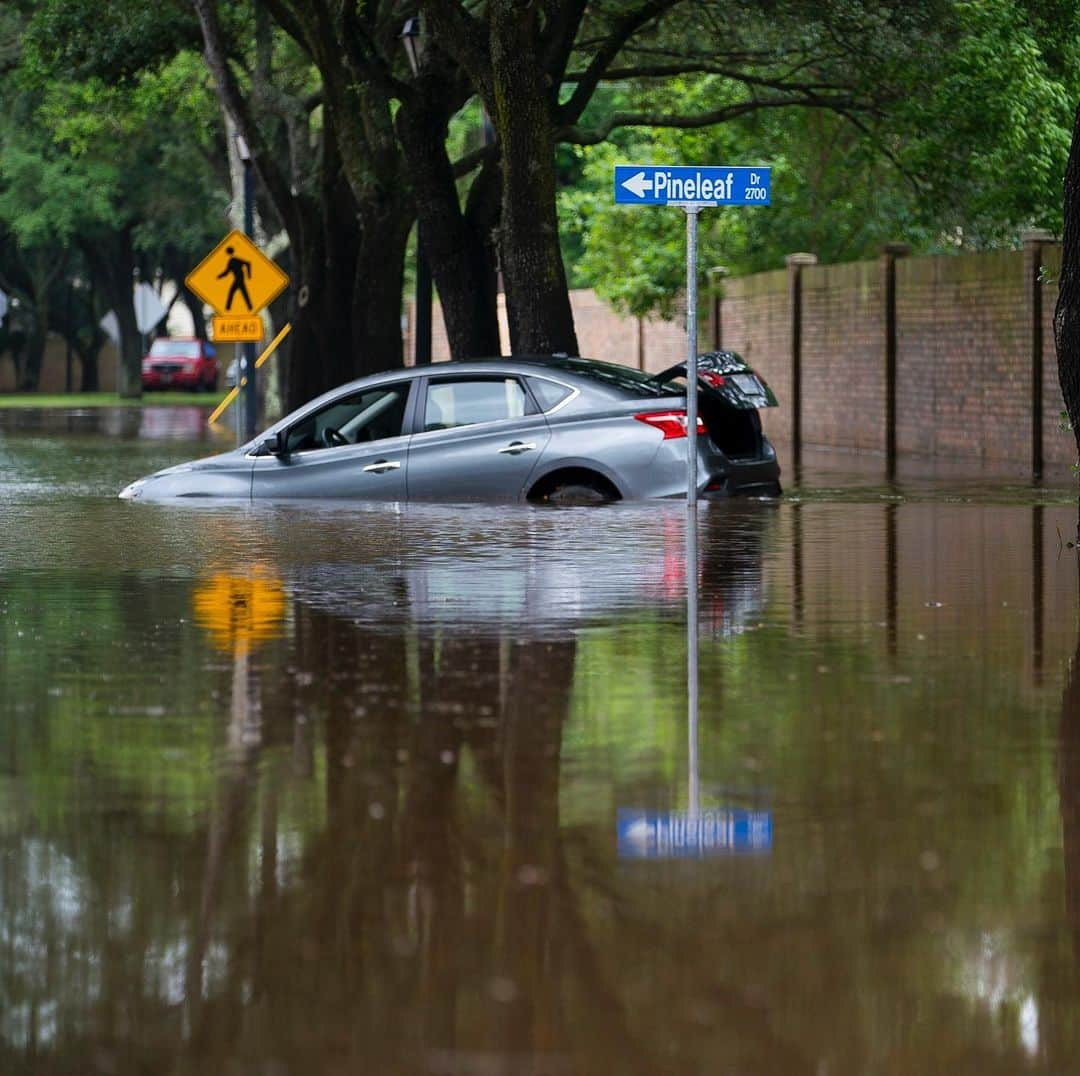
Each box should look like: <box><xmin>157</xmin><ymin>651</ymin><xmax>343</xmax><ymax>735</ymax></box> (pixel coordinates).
<box><xmin>557</xmin><ymin>0</ymin><xmax>680</xmax><ymax>126</ymax></box>
<box><xmin>558</xmin><ymin>94</ymin><xmax>869</xmax><ymax>144</ymax></box>
<box><xmin>190</xmin><ymin>0</ymin><xmax>299</xmax><ymax>235</ymax></box>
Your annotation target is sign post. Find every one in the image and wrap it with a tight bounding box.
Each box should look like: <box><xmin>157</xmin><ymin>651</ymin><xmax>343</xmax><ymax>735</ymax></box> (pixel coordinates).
<box><xmin>614</xmin><ymin>164</ymin><xmax>771</xmax><ymax>819</ymax></box>
<box><xmin>613</xmin><ymin>164</ymin><xmax>771</xmax><ymax>506</ymax></box>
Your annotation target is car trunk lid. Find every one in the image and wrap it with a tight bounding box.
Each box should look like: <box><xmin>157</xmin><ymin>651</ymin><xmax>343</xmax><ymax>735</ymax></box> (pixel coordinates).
<box><xmin>652</xmin><ymin>350</ymin><xmax>777</xmax><ymax>411</ymax></box>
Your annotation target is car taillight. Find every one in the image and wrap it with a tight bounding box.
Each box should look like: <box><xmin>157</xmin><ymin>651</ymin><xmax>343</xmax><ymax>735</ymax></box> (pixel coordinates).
<box><xmin>634</xmin><ymin>410</ymin><xmax>707</xmax><ymax>439</ymax></box>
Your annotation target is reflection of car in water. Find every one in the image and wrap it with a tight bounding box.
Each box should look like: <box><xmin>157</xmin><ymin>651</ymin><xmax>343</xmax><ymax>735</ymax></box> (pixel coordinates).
<box><xmin>119</xmin><ymin>354</ymin><xmax>780</xmax><ymax>502</ymax></box>
<box><xmin>275</xmin><ymin>501</ymin><xmax>774</xmax><ymax>641</ymax></box>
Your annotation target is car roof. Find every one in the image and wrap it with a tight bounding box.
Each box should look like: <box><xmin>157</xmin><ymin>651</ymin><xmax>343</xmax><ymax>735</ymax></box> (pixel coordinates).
<box><xmin>349</xmin><ymin>354</ymin><xmax>660</xmax><ymax>391</ymax></box>
<box><xmin>259</xmin><ymin>355</ymin><xmax>668</xmax><ymax>442</ymax></box>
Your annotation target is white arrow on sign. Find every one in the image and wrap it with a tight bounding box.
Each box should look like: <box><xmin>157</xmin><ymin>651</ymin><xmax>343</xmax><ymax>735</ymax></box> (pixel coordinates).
<box><xmin>621</xmin><ymin>170</ymin><xmax>653</xmax><ymax>199</ymax></box>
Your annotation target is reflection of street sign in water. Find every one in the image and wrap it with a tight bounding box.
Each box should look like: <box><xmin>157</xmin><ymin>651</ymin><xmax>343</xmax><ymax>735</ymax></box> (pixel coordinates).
<box><xmin>617</xmin><ymin>808</ymin><xmax>772</xmax><ymax>860</ymax></box>
<box><xmin>192</xmin><ymin>569</ymin><xmax>286</xmax><ymax>654</ymax></box>
<box><xmin>185</xmin><ymin>230</ymin><xmax>289</xmax><ymax>320</ymax></box>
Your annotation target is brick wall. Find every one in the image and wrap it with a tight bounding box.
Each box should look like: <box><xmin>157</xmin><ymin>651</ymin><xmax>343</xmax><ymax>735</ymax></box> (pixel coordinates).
<box><xmin>802</xmin><ymin>259</ymin><xmax>883</xmax><ymax>452</ymax></box>
<box><xmin>722</xmin><ymin>244</ymin><xmax>1073</xmax><ymax>470</ymax></box>
<box><xmin>412</xmin><ymin>245</ymin><xmax>1074</xmax><ymax>471</ymax></box>
<box><xmin>895</xmin><ymin>252</ymin><xmax>1027</xmax><ymax>461</ymax></box>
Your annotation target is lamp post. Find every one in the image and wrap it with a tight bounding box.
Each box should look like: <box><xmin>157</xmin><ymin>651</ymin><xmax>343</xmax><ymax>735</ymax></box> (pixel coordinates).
<box><xmin>401</xmin><ymin>17</ymin><xmax>432</xmax><ymax>366</ymax></box>
<box><xmin>236</xmin><ymin>133</ymin><xmax>257</xmax><ymax>441</ymax></box>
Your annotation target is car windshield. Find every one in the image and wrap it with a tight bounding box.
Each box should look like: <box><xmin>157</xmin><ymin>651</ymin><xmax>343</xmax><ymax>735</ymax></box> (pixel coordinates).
<box><xmin>150</xmin><ymin>340</ymin><xmax>200</xmax><ymax>358</ymax></box>
<box><xmin>543</xmin><ymin>358</ymin><xmax>664</xmax><ymax>397</ymax></box>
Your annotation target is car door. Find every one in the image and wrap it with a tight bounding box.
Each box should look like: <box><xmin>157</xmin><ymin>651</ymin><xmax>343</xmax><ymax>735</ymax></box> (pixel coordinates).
<box><xmin>251</xmin><ymin>381</ymin><xmax>412</xmax><ymax>499</ymax></box>
<box><xmin>406</xmin><ymin>374</ymin><xmax>551</xmax><ymax>501</ymax></box>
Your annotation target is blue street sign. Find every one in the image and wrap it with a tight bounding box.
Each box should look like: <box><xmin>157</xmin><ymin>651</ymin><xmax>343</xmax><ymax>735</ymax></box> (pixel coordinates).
<box><xmin>614</xmin><ymin>165</ymin><xmax>771</xmax><ymax>206</ymax></box>
<box><xmin>617</xmin><ymin>808</ymin><xmax>773</xmax><ymax>860</ymax></box>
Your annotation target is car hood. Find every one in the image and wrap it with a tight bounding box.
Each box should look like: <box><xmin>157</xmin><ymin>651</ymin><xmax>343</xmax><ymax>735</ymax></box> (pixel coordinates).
<box><xmin>118</xmin><ymin>448</ymin><xmax>251</xmax><ymax>500</ymax></box>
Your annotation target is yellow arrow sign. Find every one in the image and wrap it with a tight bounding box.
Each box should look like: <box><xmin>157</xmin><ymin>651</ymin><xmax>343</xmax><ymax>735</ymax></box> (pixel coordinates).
<box><xmin>185</xmin><ymin>230</ymin><xmax>288</xmax><ymax>317</ymax></box>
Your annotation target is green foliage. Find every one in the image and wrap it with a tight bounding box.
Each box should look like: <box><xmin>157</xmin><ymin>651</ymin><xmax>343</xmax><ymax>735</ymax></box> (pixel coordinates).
<box><xmin>23</xmin><ymin>0</ymin><xmax>205</xmax><ymax>84</ymax></box>
<box><xmin>897</xmin><ymin>0</ymin><xmax>1074</xmax><ymax>243</ymax></box>
<box><xmin>560</xmin><ymin>0</ymin><xmax>1078</xmax><ymax>319</ymax></box>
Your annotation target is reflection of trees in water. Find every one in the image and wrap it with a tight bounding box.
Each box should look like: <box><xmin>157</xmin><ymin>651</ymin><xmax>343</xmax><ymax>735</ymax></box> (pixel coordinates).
<box><xmin>0</xmin><ymin>504</ymin><xmax>810</xmax><ymax>1073</ymax></box>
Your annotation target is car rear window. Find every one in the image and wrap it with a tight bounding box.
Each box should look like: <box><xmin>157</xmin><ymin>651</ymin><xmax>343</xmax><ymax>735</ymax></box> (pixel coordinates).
<box><xmin>544</xmin><ymin>358</ymin><xmax>663</xmax><ymax>397</ymax></box>
<box><xmin>150</xmin><ymin>340</ymin><xmax>200</xmax><ymax>358</ymax></box>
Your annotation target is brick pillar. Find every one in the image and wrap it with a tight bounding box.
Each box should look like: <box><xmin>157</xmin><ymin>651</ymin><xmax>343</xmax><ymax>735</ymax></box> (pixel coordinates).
<box><xmin>1023</xmin><ymin>229</ymin><xmax>1054</xmax><ymax>479</ymax></box>
<box><xmin>786</xmin><ymin>253</ymin><xmax>817</xmax><ymax>470</ymax></box>
<box><xmin>707</xmin><ymin>266</ymin><xmax>728</xmax><ymax>351</ymax></box>
<box><xmin>879</xmin><ymin>243</ymin><xmax>910</xmax><ymax>479</ymax></box>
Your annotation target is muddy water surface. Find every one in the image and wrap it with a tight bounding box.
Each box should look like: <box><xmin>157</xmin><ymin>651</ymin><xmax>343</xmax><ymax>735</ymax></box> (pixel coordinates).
<box><xmin>2</xmin><ymin>409</ymin><xmax>1080</xmax><ymax>1074</ymax></box>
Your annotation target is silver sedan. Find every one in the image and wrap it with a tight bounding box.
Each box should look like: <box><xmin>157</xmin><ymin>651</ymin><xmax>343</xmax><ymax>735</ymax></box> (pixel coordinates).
<box><xmin>118</xmin><ymin>354</ymin><xmax>781</xmax><ymax>503</ymax></box>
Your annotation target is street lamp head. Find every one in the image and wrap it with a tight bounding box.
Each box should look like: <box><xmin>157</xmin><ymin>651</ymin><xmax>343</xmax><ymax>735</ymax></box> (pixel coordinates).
<box><xmin>400</xmin><ymin>16</ymin><xmax>422</xmax><ymax>76</ymax></box>
<box><xmin>234</xmin><ymin>133</ymin><xmax>251</xmax><ymax>163</ymax></box>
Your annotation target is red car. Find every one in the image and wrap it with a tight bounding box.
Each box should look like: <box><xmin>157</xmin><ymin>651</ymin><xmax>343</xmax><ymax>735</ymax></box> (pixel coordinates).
<box><xmin>141</xmin><ymin>338</ymin><xmax>219</xmax><ymax>392</ymax></box>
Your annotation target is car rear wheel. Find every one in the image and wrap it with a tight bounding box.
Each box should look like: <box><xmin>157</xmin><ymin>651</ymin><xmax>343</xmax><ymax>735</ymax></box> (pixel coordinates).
<box><xmin>529</xmin><ymin>470</ymin><xmax>620</xmax><ymax>505</ymax></box>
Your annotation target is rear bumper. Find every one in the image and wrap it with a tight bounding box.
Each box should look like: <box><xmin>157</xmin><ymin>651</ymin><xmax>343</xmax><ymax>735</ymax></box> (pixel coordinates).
<box><xmin>644</xmin><ymin>435</ymin><xmax>781</xmax><ymax>499</ymax></box>
<box><xmin>142</xmin><ymin>369</ymin><xmax>204</xmax><ymax>390</ymax></box>
<box><xmin>702</xmin><ymin>456</ymin><xmax>782</xmax><ymax>497</ymax></box>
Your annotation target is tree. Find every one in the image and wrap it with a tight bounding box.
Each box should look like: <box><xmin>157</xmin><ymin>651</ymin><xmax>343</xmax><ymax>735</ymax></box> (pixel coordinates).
<box><xmin>191</xmin><ymin>0</ymin><xmax>419</xmax><ymax>412</ymax></box>
<box><xmin>6</xmin><ymin>4</ymin><xmax>226</xmax><ymax>395</ymax></box>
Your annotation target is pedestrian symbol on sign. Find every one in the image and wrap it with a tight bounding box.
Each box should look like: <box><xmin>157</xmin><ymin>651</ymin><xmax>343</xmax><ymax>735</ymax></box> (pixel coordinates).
<box><xmin>218</xmin><ymin>247</ymin><xmax>253</xmax><ymax>311</ymax></box>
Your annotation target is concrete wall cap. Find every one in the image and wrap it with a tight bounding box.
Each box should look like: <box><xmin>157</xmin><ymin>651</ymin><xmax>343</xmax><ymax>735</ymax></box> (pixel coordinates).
<box><xmin>879</xmin><ymin>243</ymin><xmax>912</xmax><ymax>257</ymax></box>
<box><xmin>1021</xmin><ymin>229</ymin><xmax>1056</xmax><ymax>244</ymax></box>
<box><xmin>785</xmin><ymin>252</ymin><xmax>818</xmax><ymax>266</ymax></box>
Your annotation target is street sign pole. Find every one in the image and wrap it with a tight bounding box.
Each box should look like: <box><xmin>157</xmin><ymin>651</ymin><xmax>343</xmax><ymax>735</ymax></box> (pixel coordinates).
<box><xmin>242</xmin><ymin>158</ymin><xmax>257</xmax><ymax>443</ymax></box>
<box><xmin>684</xmin><ymin>205</ymin><xmax>701</xmax><ymax>510</ymax></box>
<box><xmin>684</xmin><ymin>211</ymin><xmax>700</xmax><ymax>818</ymax></box>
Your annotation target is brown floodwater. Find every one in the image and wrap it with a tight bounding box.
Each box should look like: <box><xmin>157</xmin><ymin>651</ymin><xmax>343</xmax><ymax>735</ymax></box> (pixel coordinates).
<box><xmin>3</xmin><ymin>407</ymin><xmax>1080</xmax><ymax>1074</ymax></box>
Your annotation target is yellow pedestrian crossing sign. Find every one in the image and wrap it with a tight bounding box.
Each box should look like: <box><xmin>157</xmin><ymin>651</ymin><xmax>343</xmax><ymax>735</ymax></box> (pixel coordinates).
<box><xmin>185</xmin><ymin>230</ymin><xmax>288</xmax><ymax>317</ymax></box>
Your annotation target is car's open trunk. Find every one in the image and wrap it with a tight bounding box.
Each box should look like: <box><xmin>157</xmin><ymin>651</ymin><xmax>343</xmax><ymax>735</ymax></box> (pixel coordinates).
<box><xmin>699</xmin><ymin>393</ymin><xmax>763</xmax><ymax>459</ymax></box>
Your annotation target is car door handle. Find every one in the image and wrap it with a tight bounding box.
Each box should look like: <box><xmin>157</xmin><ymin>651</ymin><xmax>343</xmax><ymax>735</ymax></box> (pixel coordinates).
<box><xmin>497</xmin><ymin>441</ymin><xmax>537</xmax><ymax>455</ymax></box>
<box><xmin>362</xmin><ymin>460</ymin><xmax>402</xmax><ymax>474</ymax></box>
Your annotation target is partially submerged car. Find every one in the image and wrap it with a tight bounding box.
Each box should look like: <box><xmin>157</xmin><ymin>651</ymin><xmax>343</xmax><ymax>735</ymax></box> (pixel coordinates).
<box><xmin>141</xmin><ymin>337</ymin><xmax>219</xmax><ymax>392</ymax></box>
<box><xmin>119</xmin><ymin>354</ymin><xmax>780</xmax><ymax>503</ymax></box>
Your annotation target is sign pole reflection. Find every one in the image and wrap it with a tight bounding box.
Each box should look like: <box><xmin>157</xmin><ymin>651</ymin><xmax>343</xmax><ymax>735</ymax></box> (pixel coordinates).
<box><xmin>687</xmin><ymin>505</ymin><xmax>700</xmax><ymax>819</ymax></box>
<box><xmin>616</xmin><ymin>508</ymin><xmax>772</xmax><ymax>860</ymax></box>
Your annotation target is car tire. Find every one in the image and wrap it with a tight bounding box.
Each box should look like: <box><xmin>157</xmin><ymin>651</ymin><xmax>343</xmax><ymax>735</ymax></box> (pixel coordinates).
<box><xmin>541</xmin><ymin>481</ymin><xmax>615</xmax><ymax>505</ymax></box>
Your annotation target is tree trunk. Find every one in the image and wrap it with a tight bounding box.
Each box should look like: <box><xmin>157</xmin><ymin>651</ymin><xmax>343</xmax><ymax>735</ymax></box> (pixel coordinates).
<box><xmin>79</xmin><ymin>348</ymin><xmax>100</xmax><ymax>392</ymax></box>
<box><xmin>488</xmin><ymin>2</ymin><xmax>578</xmax><ymax>357</ymax></box>
<box><xmin>1054</xmin><ymin>103</ymin><xmax>1080</xmax><ymax>463</ymax></box>
<box><xmin>87</xmin><ymin>230</ymin><xmax>142</xmax><ymax>398</ymax></box>
<box><xmin>396</xmin><ymin>99</ymin><xmax>502</xmax><ymax>358</ymax></box>
<box><xmin>282</xmin><ymin>201</ymin><xmax>359</xmax><ymax>413</ymax></box>
<box><xmin>280</xmin><ymin>127</ymin><xmax>408</xmax><ymax>414</ymax></box>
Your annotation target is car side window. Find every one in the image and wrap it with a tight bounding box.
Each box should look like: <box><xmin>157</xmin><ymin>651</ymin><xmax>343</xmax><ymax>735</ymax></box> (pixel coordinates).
<box><xmin>284</xmin><ymin>385</ymin><xmax>409</xmax><ymax>452</ymax></box>
<box><xmin>424</xmin><ymin>378</ymin><xmax>527</xmax><ymax>431</ymax></box>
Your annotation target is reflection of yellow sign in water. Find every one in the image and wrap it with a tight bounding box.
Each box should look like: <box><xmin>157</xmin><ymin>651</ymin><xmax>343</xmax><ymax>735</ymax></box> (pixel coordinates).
<box><xmin>185</xmin><ymin>230</ymin><xmax>289</xmax><ymax>317</ymax></box>
<box><xmin>193</xmin><ymin>569</ymin><xmax>286</xmax><ymax>654</ymax></box>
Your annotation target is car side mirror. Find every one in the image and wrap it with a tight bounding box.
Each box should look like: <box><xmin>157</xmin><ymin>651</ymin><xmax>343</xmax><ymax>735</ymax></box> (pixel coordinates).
<box><xmin>260</xmin><ymin>431</ymin><xmax>288</xmax><ymax>458</ymax></box>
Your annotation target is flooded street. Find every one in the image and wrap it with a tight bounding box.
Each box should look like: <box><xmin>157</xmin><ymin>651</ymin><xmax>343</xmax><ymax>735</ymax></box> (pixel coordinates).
<box><xmin>3</xmin><ymin>407</ymin><xmax>1080</xmax><ymax>1074</ymax></box>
